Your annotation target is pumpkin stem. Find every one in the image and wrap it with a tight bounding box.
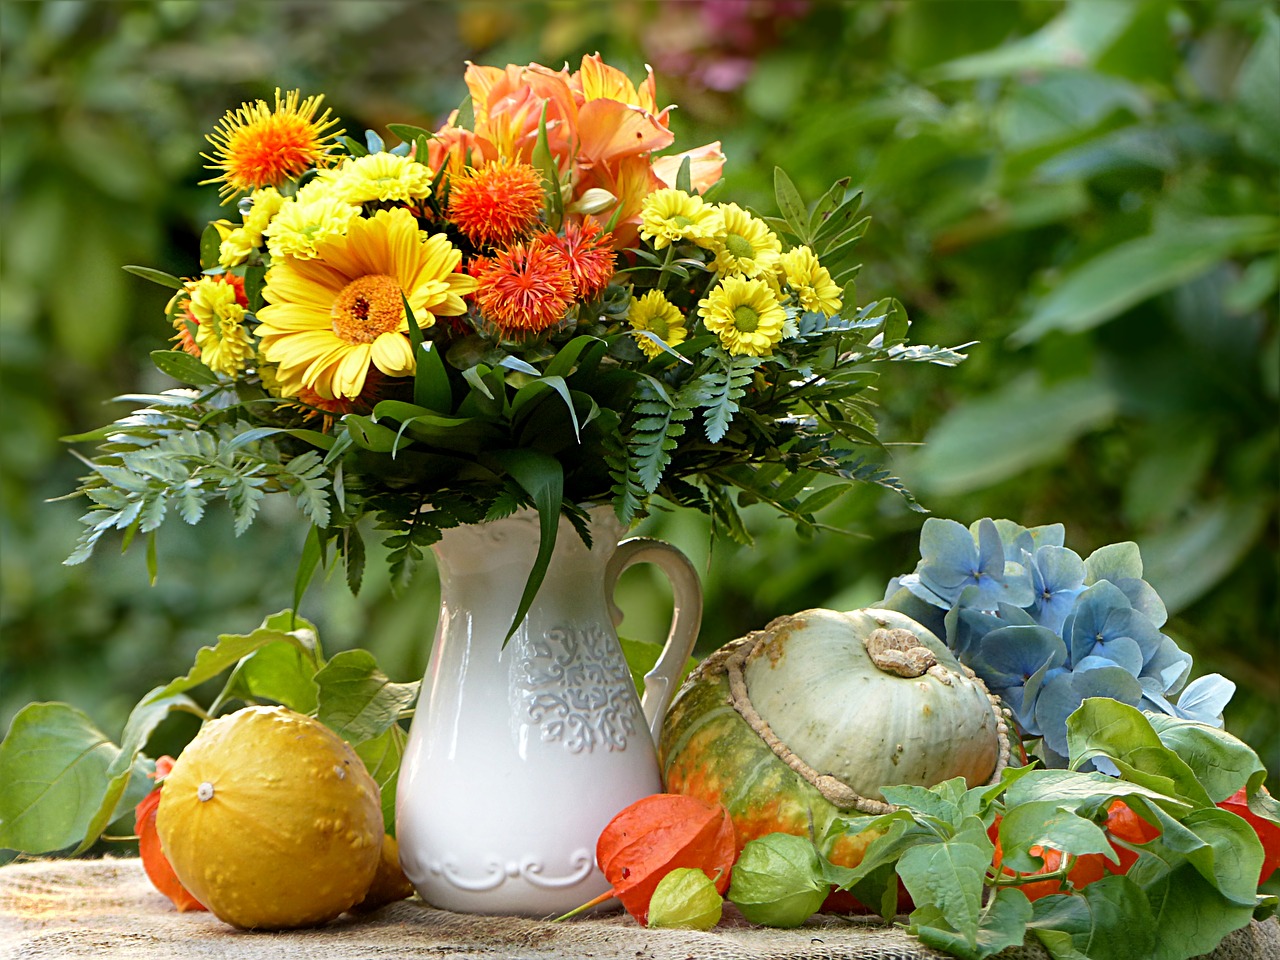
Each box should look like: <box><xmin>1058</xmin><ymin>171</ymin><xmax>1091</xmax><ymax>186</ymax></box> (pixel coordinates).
<box><xmin>550</xmin><ymin>888</ymin><xmax>616</xmax><ymax>922</ymax></box>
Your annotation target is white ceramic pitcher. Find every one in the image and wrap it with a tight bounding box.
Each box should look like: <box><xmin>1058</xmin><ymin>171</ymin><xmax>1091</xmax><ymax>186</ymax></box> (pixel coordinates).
<box><xmin>395</xmin><ymin>506</ymin><xmax>701</xmax><ymax>915</ymax></box>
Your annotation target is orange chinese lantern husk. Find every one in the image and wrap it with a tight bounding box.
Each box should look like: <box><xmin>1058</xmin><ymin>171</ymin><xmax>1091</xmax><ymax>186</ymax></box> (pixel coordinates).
<box><xmin>134</xmin><ymin>756</ymin><xmax>207</xmax><ymax>912</ymax></box>
<box><xmin>596</xmin><ymin>793</ymin><xmax>736</xmax><ymax>925</ymax></box>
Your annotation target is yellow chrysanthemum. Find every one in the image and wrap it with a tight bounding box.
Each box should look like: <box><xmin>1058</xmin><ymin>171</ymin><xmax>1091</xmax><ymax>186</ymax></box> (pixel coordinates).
<box><xmin>698</xmin><ymin>275</ymin><xmax>787</xmax><ymax>357</ymax></box>
<box><xmin>710</xmin><ymin>203</ymin><xmax>781</xmax><ymax>278</ymax></box>
<box><xmin>256</xmin><ymin>207</ymin><xmax>477</xmax><ymax>401</ymax></box>
<box><xmin>219</xmin><ymin>187</ymin><xmax>287</xmax><ymax>266</ymax></box>
<box><xmin>264</xmin><ymin>180</ymin><xmax>361</xmax><ymax>261</ymax></box>
<box><xmin>201</xmin><ymin>89</ymin><xmax>343</xmax><ymax>203</ymax></box>
<box><xmin>188</xmin><ymin>278</ymin><xmax>253</xmax><ymax>377</ymax></box>
<box><xmin>626</xmin><ymin>289</ymin><xmax>687</xmax><ymax>358</ymax></box>
<box><xmin>321</xmin><ymin>153</ymin><xmax>435</xmax><ymax>206</ymax></box>
<box><xmin>779</xmin><ymin>245</ymin><xmax>843</xmax><ymax>315</ymax></box>
<box><xmin>638</xmin><ymin>188</ymin><xmax>723</xmax><ymax>250</ymax></box>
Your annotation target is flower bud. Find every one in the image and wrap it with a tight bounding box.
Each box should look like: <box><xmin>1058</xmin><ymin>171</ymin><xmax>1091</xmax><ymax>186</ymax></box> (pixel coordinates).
<box><xmin>568</xmin><ymin>187</ymin><xmax>617</xmax><ymax>216</ymax></box>
<box><xmin>647</xmin><ymin>867</ymin><xmax>723</xmax><ymax>930</ymax></box>
<box><xmin>727</xmin><ymin>833</ymin><xmax>828</xmax><ymax>928</ymax></box>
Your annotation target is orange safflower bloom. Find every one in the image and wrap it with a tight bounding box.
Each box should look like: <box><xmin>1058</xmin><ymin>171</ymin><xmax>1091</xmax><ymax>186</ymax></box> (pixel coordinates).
<box><xmin>535</xmin><ymin>219</ymin><xmax>616</xmax><ymax>300</ymax></box>
<box><xmin>201</xmin><ymin>89</ymin><xmax>343</xmax><ymax>203</ymax></box>
<box><xmin>447</xmin><ymin>162</ymin><xmax>546</xmax><ymax>248</ymax></box>
<box><xmin>471</xmin><ymin>240</ymin><xmax>575</xmax><ymax>336</ymax></box>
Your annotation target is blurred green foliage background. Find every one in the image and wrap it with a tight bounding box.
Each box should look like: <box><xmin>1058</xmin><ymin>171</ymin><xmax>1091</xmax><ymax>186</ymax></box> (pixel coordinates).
<box><xmin>2</xmin><ymin>0</ymin><xmax>1276</xmax><ymax>794</ymax></box>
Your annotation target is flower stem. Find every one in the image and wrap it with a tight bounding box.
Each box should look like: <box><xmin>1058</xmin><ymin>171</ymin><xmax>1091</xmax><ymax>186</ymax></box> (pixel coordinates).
<box><xmin>550</xmin><ymin>888</ymin><xmax>616</xmax><ymax>922</ymax></box>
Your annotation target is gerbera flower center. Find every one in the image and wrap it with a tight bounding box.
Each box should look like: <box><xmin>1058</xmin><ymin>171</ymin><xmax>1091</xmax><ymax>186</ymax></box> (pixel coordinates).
<box><xmin>732</xmin><ymin>304</ymin><xmax>760</xmax><ymax>332</ymax></box>
<box><xmin>331</xmin><ymin>274</ymin><xmax>405</xmax><ymax>343</ymax></box>
<box><xmin>725</xmin><ymin>233</ymin><xmax>754</xmax><ymax>259</ymax></box>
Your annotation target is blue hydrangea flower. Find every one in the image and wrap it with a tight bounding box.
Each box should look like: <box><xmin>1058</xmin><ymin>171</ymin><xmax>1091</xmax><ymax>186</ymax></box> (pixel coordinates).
<box><xmin>967</xmin><ymin>624</ymin><xmax>1066</xmax><ymax>736</ymax></box>
<box><xmin>902</xmin><ymin>517</ymin><xmax>1034</xmax><ymax>610</ymax></box>
<box><xmin>1025</xmin><ymin>544</ymin><xmax>1086</xmax><ymax>635</ymax></box>
<box><xmin>881</xmin><ymin>516</ymin><xmax>1235</xmax><ymax>770</ymax></box>
<box><xmin>1063</xmin><ymin>581</ymin><xmax>1163</xmax><ymax>671</ymax></box>
<box><xmin>1035</xmin><ymin>657</ymin><xmax>1145</xmax><ymax>759</ymax></box>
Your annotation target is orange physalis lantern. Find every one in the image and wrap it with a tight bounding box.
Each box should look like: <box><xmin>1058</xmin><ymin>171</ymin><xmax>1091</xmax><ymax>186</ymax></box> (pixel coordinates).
<box><xmin>595</xmin><ymin>793</ymin><xmax>736</xmax><ymax>925</ymax></box>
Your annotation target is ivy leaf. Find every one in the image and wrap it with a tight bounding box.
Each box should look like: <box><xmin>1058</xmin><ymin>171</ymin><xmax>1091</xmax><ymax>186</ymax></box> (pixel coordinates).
<box><xmin>1129</xmin><ymin>850</ymin><xmax>1257</xmax><ymax>960</ymax></box>
<box><xmin>998</xmin><ymin>800</ymin><xmax>1119</xmax><ymax>873</ymax></box>
<box><xmin>1146</xmin><ymin>714</ymin><xmax>1266</xmax><ymax>803</ymax></box>
<box><xmin>911</xmin><ymin>887</ymin><xmax>1033</xmax><ymax>960</ymax></box>
<box><xmin>315</xmin><ymin>648</ymin><xmax>419</xmax><ymax>745</ymax></box>
<box><xmin>1066</xmin><ymin>698</ymin><xmax>1213</xmax><ymax>807</ymax></box>
<box><xmin>1028</xmin><ymin>875</ymin><xmax>1155</xmax><ymax>960</ymax></box>
<box><xmin>897</xmin><ymin>816</ymin><xmax>993</xmax><ymax>946</ymax></box>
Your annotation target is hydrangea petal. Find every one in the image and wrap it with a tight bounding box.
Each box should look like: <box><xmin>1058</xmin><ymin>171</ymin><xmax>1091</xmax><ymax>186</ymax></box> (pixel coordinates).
<box><xmin>1036</xmin><ymin>664</ymin><xmax>1144</xmax><ymax>759</ymax></box>
<box><xmin>1140</xmin><ymin>635</ymin><xmax>1193</xmax><ymax>695</ymax></box>
<box><xmin>1083</xmin><ymin>541</ymin><xmax>1143</xmax><ymax>585</ymax></box>
<box><xmin>1116</xmin><ymin>577</ymin><xmax>1168</xmax><ymax>629</ymax></box>
<box><xmin>1174</xmin><ymin>674</ymin><xmax>1236</xmax><ymax>727</ymax></box>
<box><xmin>916</xmin><ymin>518</ymin><xmax>981</xmax><ymax>601</ymax></box>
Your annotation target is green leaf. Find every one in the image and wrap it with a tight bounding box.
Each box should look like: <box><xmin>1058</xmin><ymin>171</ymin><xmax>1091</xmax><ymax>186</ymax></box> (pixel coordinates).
<box><xmin>356</xmin><ymin>722</ymin><xmax>406</xmax><ymax>836</ymax></box>
<box><xmin>673</xmin><ymin>154</ymin><xmax>694</xmax><ymax>194</ymax></box>
<box><xmin>487</xmin><ymin>448</ymin><xmax>564</xmax><ymax>643</ymax></box>
<box><xmin>219</xmin><ymin>640</ymin><xmax>320</xmax><ymax>715</ymax></box>
<box><xmin>199</xmin><ymin>222</ymin><xmax>222</xmax><ymax>270</ymax></box>
<box><xmin>1066</xmin><ymin>698</ymin><xmax>1213</xmax><ymax>807</ymax></box>
<box><xmin>122</xmin><ymin>265</ymin><xmax>186</xmax><ymax>290</ymax></box>
<box><xmin>773</xmin><ymin>167</ymin><xmax>809</xmax><ymax>242</ymax></box>
<box><xmin>512</xmin><ymin>375</ymin><xmax>581</xmax><ymax>441</ymax></box>
<box><xmin>315</xmin><ymin>649</ymin><xmax>419</xmax><ymax>745</ymax></box>
<box><xmin>1140</xmin><ymin>805</ymin><xmax>1264</xmax><ymax>907</ymax></box>
<box><xmin>998</xmin><ymin>800</ymin><xmax>1119</xmax><ymax>873</ymax></box>
<box><xmin>1010</xmin><ymin>217</ymin><xmax>1277</xmax><ymax>345</ymax></box>
<box><xmin>150</xmin><ymin>349</ymin><xmax>219</xmax><ymax>386</ymax></box>
<box><xmin>0</xmin><ymin>703</ymin><xmax>120</xmax><ymax>853</ymax></box>
<box><xmin>345</xmin><ymin>414</ymin><xmax>402</xmax><ymax>453</ymax></box>
<box><xmin>147</xmin><ymin>609</ymin><xmax>322</xmax><ymax>702</ymax></box>
<box><xmin>1146</xmin><ymin>714</ymin><xmax>1266</xmax><ymax>804</ymax></box>
<box><xmin>897</xmin><ymin>816</ymin><xmax>994</xmax><ymax>946</ymax></box>
<box><xmin>386</xmin><ymin>123</ymin><xmax>435</xmax><ymax>146</ymax></box>
<box><xmin>912</xmin><ymin>887</ymin><xmax>1033</xmax><ymax>960</ymax></box>
<box><xmin>1028</xmin><ymin>875</ymin><xmax>1155</xmax><ymax>960</ymax></box>
<box><xmin>531</xmin><ymin>102</ymin><xmax>563</xmax><ymax>231</ymax></box>
<box><xmin>1130</xmin><ymin>853</ymin><xmax>1257</xmax><ymax>959</ymax></box>
<box><xmin>1006</xmin><ymin>768</ymin><xmax>1191</xmax><ymax>819</ymax></box>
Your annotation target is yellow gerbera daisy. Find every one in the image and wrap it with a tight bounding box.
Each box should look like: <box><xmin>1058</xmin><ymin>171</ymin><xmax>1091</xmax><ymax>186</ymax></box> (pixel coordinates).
<box><xmin>322</xmin><ymin>153</ymin><xmax>435</xmax><ymax>205</ymax></box>
<box><xmin>698</xmin><ymin>275</ymin><xmax>787</xmax><ymax>357</ymax></box>
<box><xmin>188</xmin><ymin>278</ymin><xmax>253</xmax><ymax>377</ymax></box>
<box><xmin>710</xmin><ymin>203</ymin><xmax>781</xmax><ymax>278</ymax></box>
<box><xmin>639</xmin><ymin>188</ymin><xmax>723</xmax><ymax>250</ymax></box>
<box><xmin>779</xmin><ymin>245</ymin><xmax>843</xmax><ymax>315</ymax></box>
<box><xmin>201</xmin><ymin>88</ymin><xmax>343</xmax><ymax>203</ymax></box>
<box><xmin>256</xmin><ymin>207</ymin><xmax>477</xmax><ymax>400</ymax></box>
<box><xmin>626</xmin><ymin>289</ymin><xmax>687</xmax><ymax>358</ymax></box>
<box><xmin>264</xmin><ymin>180</ymin><xmax>361</xmax><ymax>261</ymax></box>
<box><xmin>219</xmin><ymin>187</ymin><xmax>287</xmax><ymax>266</ymax></box>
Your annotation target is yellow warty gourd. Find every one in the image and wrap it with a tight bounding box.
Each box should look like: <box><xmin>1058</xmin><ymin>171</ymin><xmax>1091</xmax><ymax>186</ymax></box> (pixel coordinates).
<box><xmin>156</xmin><ymin>705</ymin><xmax>384</xmax><ymax>930</ymax></box>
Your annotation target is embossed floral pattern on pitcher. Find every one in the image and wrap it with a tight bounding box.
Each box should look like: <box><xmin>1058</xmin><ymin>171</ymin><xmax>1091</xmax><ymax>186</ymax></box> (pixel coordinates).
<box><xmin>395</xmin><ymin>507</ymin><xmax>701</xmax><ymax>915</ymax></box>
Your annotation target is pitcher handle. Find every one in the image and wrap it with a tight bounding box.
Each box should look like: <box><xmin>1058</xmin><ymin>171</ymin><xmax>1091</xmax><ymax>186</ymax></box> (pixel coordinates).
<box><xmin>604</xmin><ymin>537</ymin><xmax>703</xmax><ymax>747</ymax></box>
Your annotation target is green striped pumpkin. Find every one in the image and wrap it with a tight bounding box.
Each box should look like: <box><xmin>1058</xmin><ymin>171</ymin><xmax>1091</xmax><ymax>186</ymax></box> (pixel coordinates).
<box><xmin>658</xmin><ymin>608</ymin><xmax>1011</xmax><ymax>869</ymax></box>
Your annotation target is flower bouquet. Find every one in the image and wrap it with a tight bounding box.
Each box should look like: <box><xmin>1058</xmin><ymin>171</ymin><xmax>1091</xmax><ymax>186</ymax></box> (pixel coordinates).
<box><xmin>61</xmin><ymin>55</ymin><xmax>963</xmax><ymax>628</ymax></box>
